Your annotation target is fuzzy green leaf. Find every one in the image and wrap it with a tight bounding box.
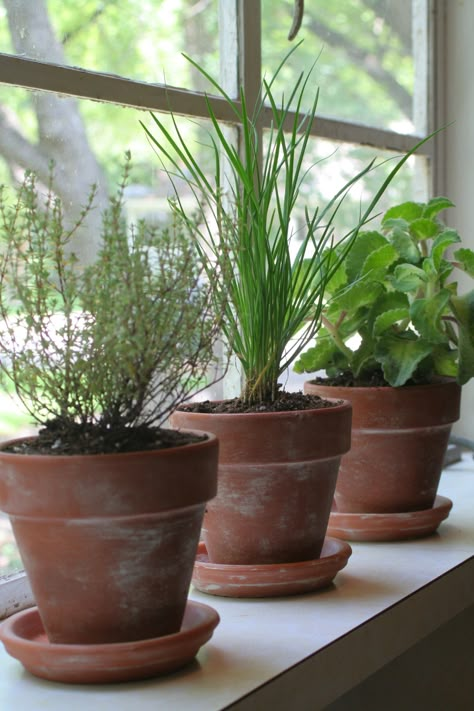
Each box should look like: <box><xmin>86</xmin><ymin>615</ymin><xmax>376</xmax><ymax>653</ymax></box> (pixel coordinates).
<box><xmin>373</xmin><ymin>307</ymin><xmax>410</xmax><ymax>336</ymax></box>
<box><xmin>392</xmin><ymin>263</ymin><xmax>427</xmax><ymax>291</ymax></box>
<box><xmin>366</xmin><ymin>291</ymin><xmax>409</xmax><ymax>334</ymax></box>
<box><xmin>388</xmin><ymin>226</ymin><xmax>421</xmax><ymax>263</ymax></box>
<box><xmin>368</xmin><ymin>290</ymin><xmax>409</xmax><ymax>317</ymax></box>
<box><xmin>451</xmin><ymin>291</ymin><xmax>474</xmax><ymax>384</ymax></box>
<box><xmin>422</xmin><ymin>257</ymin><xmax>438</xmax><ymax>280</ymax></box>
<box><xmin>382</xmin><ymin>201</ymin><xmax>423</xmax><ymax>224</ymax></box>
<box><xmin>409</xmin><ymin>218</ymin><xmax>440</xmax><ymax>241</ymax></box>
<box><xmin>382</xmin><ymin>217</ymin><xmax>409</xmax><ymax>232</ymax></box>
<box><xmin>437</xmin><ymin>260</ymin><xmax>455</xmax><ymax>287</ymax></box>
<box><xmin>410</xmin><ymin>290</ymin><xmax>451</xmax><ymax>343</ymax></box>
<box><xmin>293</xmin><ymin>336</ymin><xmax>342</xmax><ymax>374</ymax></box>
<box><xmin>422</xmin><ymin>197</ymin><xmax>455</xmax><ymax>219</ymax></box>
<box><xmin>345</xmin><ymin>231</ymin><xmax>387</xmax><ymax>282</ymax></box>
<box><xmin>454</xmin><ymin>247</ymin><xmax>474</xmax><ymax>277</ymax></box>
<box><xmin>431</xmin><ymin>229</ymin><xmax>461</xmax><ymax>269</ymax></box>
<box><xmin>324</xmin><ymin>302</ymin><xmax>368</xmax><ymax>336</ymax></box>
<box><xmin>330</xmin><ymin>278</ymin><xmax>383</xmax><ymax>312</ymax></box>
<box><xmin>432</xmin><ymin>345</ymin><xmax>458</xmax><ymax>378</ymax></box>
<box><xmin>360</xmin><ymin>242</ymin><xmax>399</xmax><ymax>279</ymax></box>
<box><xmin>374</xmin><ymin>332</ymin><xmax>433</xmax><ymax>386</ymax></box>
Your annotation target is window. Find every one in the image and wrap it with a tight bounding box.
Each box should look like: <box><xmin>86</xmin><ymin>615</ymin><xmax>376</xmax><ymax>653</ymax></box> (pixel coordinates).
<box><xmin>0</xmin><ymin>0</ymin><xmax>435</xmax><ymax>598</ymax></box>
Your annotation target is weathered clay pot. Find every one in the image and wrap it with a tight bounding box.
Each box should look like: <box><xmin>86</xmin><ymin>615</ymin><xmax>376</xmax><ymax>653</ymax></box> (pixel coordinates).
<box><xmin>0</xmin><ymin>431</ymin><xmax>218</xmax><ymax>645</ymax></box>
<box><xmin>171</xmin><ymin>401</ymin><xmax>352</xmax><ymax>565</ymax></box>
<box><xmin>304</xmin><ymin>380</ymin><xmax>461</xmax><ymax>513</ymax></box>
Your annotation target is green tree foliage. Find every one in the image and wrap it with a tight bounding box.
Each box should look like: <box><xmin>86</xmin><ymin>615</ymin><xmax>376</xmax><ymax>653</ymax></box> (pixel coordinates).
<box><xmin>0</xmin><ymin>2</ymin><xmax>426</xmax><ymax>274</ymax></box>
<box><xmin>0</xmin><ymin>0</ymin><xmax>219</xmax><ymax>262</ymax></box>
<box><xmin>0</xmin><ymin>0</ymin><xmax>419</xmax><ymax>186</ymax></box>
<box><xmin>264</xmin><ymin>0</ymin><xmax>415</xmax><ymax>128</ymax></box>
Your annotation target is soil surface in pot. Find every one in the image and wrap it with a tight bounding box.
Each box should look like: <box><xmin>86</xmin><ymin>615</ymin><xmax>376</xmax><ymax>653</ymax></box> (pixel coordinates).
<box><xmin>0</xmin><ymin>420</ymin><xmax>205</xmax><ymax>456</ymax></box>
<box><xmin>178</xmin><ymin>390</ymin><xmax>341</xmax><ymax>414</ymax></box>
<box><xmin>309</xmin><ymin>369</ymin><xmax>420</xmax><ymax>388</ymax></box>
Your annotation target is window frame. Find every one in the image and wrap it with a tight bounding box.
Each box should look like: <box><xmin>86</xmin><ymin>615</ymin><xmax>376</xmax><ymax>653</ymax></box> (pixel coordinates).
<box><xmin>0</xmin><ymin>0</ymin><xmax>439</xmax><ymax>611</ymax></box>
<box><xmin>0</xmin><ymin>1</ymin><xmax>435</xmax><ymax>152</ymax></box>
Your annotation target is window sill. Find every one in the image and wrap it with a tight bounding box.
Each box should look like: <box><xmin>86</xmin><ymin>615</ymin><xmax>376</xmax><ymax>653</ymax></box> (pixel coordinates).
<box><xmin>0</xmin><ymin>573</ymin><xmax>33</xmax><ymax>621</ymax></box>
<box><xmin>0</xmin><ymin>457</ymin><xmax>473</xmax><ymax>710</ymax></box>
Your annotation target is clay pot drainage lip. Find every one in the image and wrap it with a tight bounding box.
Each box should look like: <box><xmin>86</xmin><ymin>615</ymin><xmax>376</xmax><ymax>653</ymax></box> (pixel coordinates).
<box><xmin>192</xmin><ymin>537</ymin><xmax>352</xmax><ymax>598</ymax></box>
<box><xmin>328</xmin><ymin>495</ymin><xmax>453</xmax><ymax>542</ymax></box>
<box><xmin>0</xmin><ymin>600</ymin><xmax>220</xmax><ymax>684</ymax></box>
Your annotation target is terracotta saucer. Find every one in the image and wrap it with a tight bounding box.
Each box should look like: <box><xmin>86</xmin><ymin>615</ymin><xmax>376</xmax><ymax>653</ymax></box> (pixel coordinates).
<box><xmin>328</xmin><ymin>495</ymin><xmax>453</xmax><ymax>542</ymax></box>
<box><xmin>192</xmin><ymin>537</ymin><xmax>352</xmax><ymax>598</ymax></box>
<box><xmin>0</xmin><ymin>600</ymin><xmax>219</xmax><ymax>684</ymax></box>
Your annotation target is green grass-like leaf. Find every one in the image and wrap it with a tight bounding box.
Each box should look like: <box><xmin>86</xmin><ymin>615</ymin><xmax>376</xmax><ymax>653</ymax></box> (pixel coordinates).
<box><xmin>143</xmin><ymin>49</ymin><xmax>440</xmax><ymax>402</ymax></box>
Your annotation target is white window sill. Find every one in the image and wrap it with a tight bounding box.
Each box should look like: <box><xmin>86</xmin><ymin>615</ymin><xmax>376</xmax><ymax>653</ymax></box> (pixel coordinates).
<box><xmin>0</xmin><ymin>456</ymin><xmax>473</xmax><ymax>710</ymax></box>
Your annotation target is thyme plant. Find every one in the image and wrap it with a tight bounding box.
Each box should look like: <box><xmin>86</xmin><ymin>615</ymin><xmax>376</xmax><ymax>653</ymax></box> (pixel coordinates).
<box><xmin>142</xmin><ymin>48</ymin><xmax>433</xmax><ymax>406</ymax></box>
<box><xmin>0</xmin><ymin>155</ymin><xmax>226</xmax><ymax>452</ymax></box>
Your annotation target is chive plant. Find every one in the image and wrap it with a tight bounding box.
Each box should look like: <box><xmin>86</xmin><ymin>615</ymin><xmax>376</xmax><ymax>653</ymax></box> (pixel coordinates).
<box><xmin>142</xmin><ymin>47</ymin><xmax>433</xmax><ymax>406</ymax></box>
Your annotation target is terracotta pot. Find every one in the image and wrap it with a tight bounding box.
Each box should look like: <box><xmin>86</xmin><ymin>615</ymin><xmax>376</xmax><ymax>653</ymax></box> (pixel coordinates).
<box><xmin>171</xmin><ymin>401</ymin><xmax>352</xmax><ymax>565</ymax></box>
<box><xmin>0</xmin><ymin>431</ymin><xmax>218</xmax><ymax>645</ymax></box>
<box><xmin>304</xmin><ymin>380</ymin><xmax>461</xmax><ymax>513</ymax></box>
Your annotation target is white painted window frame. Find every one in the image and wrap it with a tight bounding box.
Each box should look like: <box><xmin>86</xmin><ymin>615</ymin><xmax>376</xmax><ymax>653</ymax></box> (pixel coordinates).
<box><xmin>0</xmin><ymin>0</ymin><xmax>438</xmax><ymax>614</ymax></box>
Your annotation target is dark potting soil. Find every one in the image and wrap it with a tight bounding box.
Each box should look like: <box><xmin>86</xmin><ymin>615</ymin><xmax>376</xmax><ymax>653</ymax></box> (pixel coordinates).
<box><xmin>310</xmin><ymin>369</ymin><xmax>391</xmax><ymax>388</ymax></box>
<box><xmin>309</xmin><ymin>369</ymin><xmax>424</xmax><ymax>388</ymax></box>
<box><xmin>1</xmin><ymin>420</ymin><xmax>205</xmax><ymax>456</ymax></box>
<box><xmin>178</xmin><ymin>390</ymin><xmax>342</xmax><ymax>414</ymax></box>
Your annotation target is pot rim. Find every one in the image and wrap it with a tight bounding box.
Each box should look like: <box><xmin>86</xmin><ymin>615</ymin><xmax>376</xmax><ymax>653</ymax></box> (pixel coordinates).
<box><xmin>304</xmin><ymin>376</ymin><xmax>460</xmax><ymax>394</ymax></box>
<box><xmin>174</xmin><ymin>397</ymin><xmax>352</xmax><ymax>420</ymax></box>
<box><xmin>0</xmin><ymin>428</ymin><xmax>217</xmax><ymax>463</ymax></box>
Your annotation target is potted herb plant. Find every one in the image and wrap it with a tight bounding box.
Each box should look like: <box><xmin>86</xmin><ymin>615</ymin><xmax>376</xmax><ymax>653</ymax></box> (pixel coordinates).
<box><xmin>0</xmin><ymin>155</ymin><xmax>225</xmax><ymax>675</ymax></box>
<box><xmin>142</xmin><ymin>50</ymin><xmax>434</xmax><ymax>593</ymax></box>
<box><xmin>297</xmin><ymin>197</ymin><xmax>474</xmax><ymax>538</ymax></box>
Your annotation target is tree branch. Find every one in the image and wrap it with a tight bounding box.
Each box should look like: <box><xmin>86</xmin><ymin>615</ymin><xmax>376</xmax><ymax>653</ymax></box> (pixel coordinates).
<box><xmin>363</xmin><ymin>0</ymin><xmax>412</xmax><ymax>55</ymax></box>
<box><xmin>0</xmin><ymin>105</ymin><xmax>50</xmax><ymax>177</ymax></box>
<box><xmin>306</xmin><ymin>15</ymin><xmax>412</xmax><ymax>118</ymax></box>
<box><xmin>62</xmin><ymin>4</ymin><xmax>108</xmax><ymax>46</ymax></box>
<box><xmin>2</xmin><ymin>0</ymin><xmax>109</xmax><ymax>262</ymax></box>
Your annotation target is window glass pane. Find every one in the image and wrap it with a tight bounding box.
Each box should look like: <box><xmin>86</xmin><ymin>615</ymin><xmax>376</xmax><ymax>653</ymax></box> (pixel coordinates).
<box><xmin>262</xmin><ymin>0</ymin><xmax>427</xmax><ymax>134</ymax></box>
<box><xmin>0</xmin><ymin>84</ymin><xmax>215</xmax><ymax>249</ymax></box>
<box><xmin>290</xmin><ymin>137</ymin><xmax>428</xmax><ymax>240</ymax></box>
<box><xmin>0</xmin><ymin>0</ymin><xmax>219</xmax><ymax>91</ymax></box>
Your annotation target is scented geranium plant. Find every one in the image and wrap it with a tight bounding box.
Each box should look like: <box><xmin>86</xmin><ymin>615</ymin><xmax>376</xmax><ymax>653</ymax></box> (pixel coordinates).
<box><xmin>294</xmin><ymin>197</ymin><xmax>474</xmax><ymax>386</ymax></box>
<box><xmin>0</xmin><ymin>154</ymin><xmax>227</xmax><ymax>454</ymax></box>
<box><xmin>142</xmin><ymin>48</ymin><xmax>432</xmax><ymax>408</ymax></box>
